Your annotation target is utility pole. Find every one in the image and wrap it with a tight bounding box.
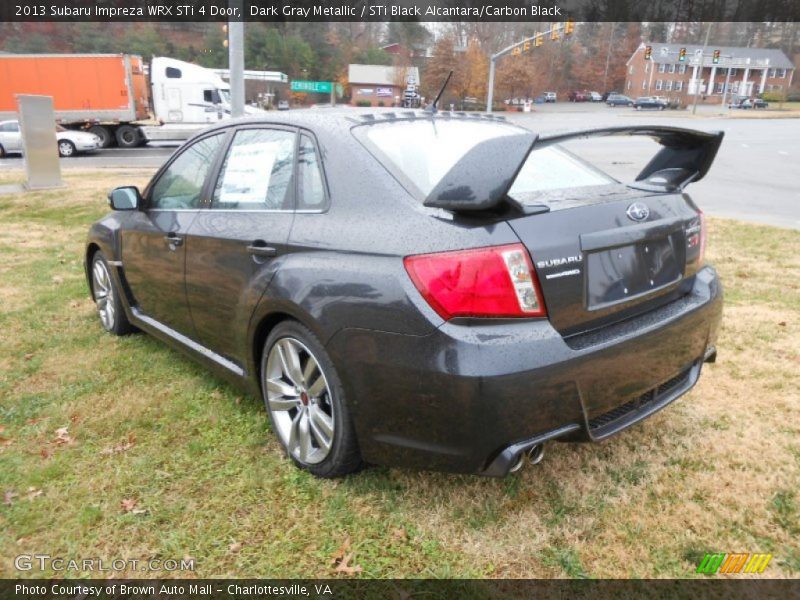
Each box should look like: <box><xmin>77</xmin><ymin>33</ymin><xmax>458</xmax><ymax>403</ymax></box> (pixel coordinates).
<box><xmin>692</xmin><ymin>22</ymin><xmax>713</xmax><ymax>115</ymax></box>
<box><xmin>487</xmin><ymin>60</ymin><xmax>496</xmax><ymax>112</ymax></box>
<box><xmin>720</xmin><ymin>67</ymin><xmax>732</xmax><ymax>112</ymax></box>
<box><xmin>486</xmin><ymin>22</ymin><xmax>571</xmax><ymax>113</ymax></box>
<box><xmin>602</xmin><ymin>23</ymin><xmax>616</xmax><ymax>93</ymax></box>
<box><xmin>228</xmin><ymin>0</ymin><xmax>245</xmax><ymax>118</ymax></box>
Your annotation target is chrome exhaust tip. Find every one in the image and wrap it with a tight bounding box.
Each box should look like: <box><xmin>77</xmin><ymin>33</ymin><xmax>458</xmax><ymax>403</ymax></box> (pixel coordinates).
<box><xmin>509</xmin><ymin>453</ymin><xmax>526</xmax><ymax>474</ymax></box>
<box><xmin>526</xmin><ymin>444</ymin><xmax>545</xmax><ymax>465</ymax></box>
<box><xmin>703</xmin><ymin>345</ymin><xmax>717</xmax><ymax>363</ymax></box>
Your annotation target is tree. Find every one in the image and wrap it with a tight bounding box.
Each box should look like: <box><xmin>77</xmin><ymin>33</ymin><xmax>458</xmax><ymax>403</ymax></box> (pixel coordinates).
<box><xmin>455</xmin><ymin>39</ymin><xmax>489</xmax><ymax>102</ymax></box>
<box><xmin>384</xmin><ymin>22</ymin><xmax>432</xmax><ymax>54</ymax></box>
<box><xmin>353</xmin><ymin>47</ymin><xmax>392</xmax><ymax>66</ymax></box>
<box><xmin>424</xmin><ymin>34</ymin><xmax>459</xmax><ymax>101</ymax></box>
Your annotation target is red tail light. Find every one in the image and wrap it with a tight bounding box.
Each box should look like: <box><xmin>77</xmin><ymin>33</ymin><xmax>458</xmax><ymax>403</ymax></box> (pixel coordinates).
<box><xmin>688</xmin><ymin>209</ymin><xmax>706</xmax><ymax>266</ymax></box>
<box><xmin>698</xmin><ymin>209</ymin><xmax>707</xmax><ymax>265</ymax></box>
<box><xmin>403</xmin><ymin>244</ymin><xmax>547</xmax><ymax>320</ymax></box>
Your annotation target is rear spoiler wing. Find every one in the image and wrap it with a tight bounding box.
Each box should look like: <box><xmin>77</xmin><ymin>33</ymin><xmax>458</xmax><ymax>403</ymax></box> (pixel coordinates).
<box><xmin>537</xmin><ymin>126</ymin><xmax>725</xmax><ymax>192</ymax></box>
<box><xmin>424</xmin><ymin>126</ymin><xmax>723</xmax><ymax>211</ymax></box>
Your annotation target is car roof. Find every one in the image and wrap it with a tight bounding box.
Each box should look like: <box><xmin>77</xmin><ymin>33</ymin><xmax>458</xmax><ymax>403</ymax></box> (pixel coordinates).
<box><xmin>188</xmin><ymin>108</ymin><xmax>516</xmax><ymax>142</ymax></box>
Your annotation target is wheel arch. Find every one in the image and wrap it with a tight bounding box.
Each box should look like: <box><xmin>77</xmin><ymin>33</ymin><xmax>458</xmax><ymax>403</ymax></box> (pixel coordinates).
<box><xmin>85</xmin><ymin>242</ymin><xmax>102</xmax><ymax>296</ymax></box>
<box><xmin>250</xmin><ymin>311</ymin><xmax>301</xmax><ymax>390</ymax></box>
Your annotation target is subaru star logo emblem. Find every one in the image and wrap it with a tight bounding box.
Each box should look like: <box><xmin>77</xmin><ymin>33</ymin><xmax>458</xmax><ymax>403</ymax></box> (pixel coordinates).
<box><xmin>626</xmin><ymin>202</ymin><xmax>650</xmax><ymax>222</ymax></box>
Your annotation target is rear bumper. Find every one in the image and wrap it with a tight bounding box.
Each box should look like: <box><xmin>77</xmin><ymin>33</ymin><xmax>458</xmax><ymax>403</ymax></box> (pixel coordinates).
<box><xmin>327</xmin><ymin>266</ymin><xmax>723</xmax><ymax>475</ymax></box>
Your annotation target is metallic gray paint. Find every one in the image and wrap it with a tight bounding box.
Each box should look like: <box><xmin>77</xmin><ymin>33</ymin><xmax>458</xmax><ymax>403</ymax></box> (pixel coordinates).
<box><xmin>85</xmin><ymin>110</ymin><xmax>723</xmax><ymax>475</ymax></box>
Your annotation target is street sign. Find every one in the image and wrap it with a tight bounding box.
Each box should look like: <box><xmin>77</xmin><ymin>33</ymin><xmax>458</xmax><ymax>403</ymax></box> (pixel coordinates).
<box><xmin>290</xmin><ymin>80</ymin><xmax>333</xmax><ymax>93</ymax></box>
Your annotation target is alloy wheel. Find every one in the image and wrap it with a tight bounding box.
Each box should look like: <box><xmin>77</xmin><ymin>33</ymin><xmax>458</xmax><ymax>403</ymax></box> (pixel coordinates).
<box><xmin>265</xmin><ymin>337</ymin><xmax>335</xmax><ymax>465</ymax></box>
<box><xmin>92</xmin><ymin>259</ymin><xmax>115</xmax><ymax>330</ymax></box>
<box><xmin>58</xmin><ymin>141</ymin><xmax>74</xmax><ymax>157</ymax></box>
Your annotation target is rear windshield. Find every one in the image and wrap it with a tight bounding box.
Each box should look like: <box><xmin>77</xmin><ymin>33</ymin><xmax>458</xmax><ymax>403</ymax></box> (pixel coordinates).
<box><xmin>356</xmin><ymin>119</ymin><xmax>523</xmax><ymax>197</ymax></box>
<box><xmin>509</xmin><ymin>146</ymin><xmax>615</xmax><ymax>199</ymax></box>
<box><xmin>355</xmin><ymin>118</ymin><xmax>614</xmax><ymax>204</ymax></box>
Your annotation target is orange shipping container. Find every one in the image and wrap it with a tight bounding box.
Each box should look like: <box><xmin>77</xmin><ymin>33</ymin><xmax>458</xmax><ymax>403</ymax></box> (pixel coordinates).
<box><xmin>0</xmin><ymin>54</ymin><xmax>150</xmax><ymax>123</ymax></box>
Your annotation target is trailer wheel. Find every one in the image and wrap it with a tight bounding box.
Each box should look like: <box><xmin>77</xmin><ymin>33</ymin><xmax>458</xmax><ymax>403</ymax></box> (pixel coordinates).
<box><xmin>115</xmin><ymin>125</ymin><xmax>141</xmax><ymax>149</ymax></box>
<box><xmin>89</xmin><ymin>126</ymin><xmax>114</xmax><ymax>149</ymax></box>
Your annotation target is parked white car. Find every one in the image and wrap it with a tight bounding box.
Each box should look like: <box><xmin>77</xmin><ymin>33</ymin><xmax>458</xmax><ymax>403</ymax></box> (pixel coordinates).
<box><xmin>0</xmin><ymin>120</ymin><xmax>101</xmax><ymax>158</ymax></box>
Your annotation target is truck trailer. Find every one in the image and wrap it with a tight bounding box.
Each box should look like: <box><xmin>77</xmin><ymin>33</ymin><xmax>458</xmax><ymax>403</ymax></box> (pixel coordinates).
<box><xmin>0</xmin><ymin>53</ymin><xmax>248</xmax><ymax>147</ymax></box>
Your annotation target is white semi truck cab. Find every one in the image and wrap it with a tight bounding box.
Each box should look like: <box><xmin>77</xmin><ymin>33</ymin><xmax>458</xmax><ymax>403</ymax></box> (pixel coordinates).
<box><xmin>143</xmin><ymin>57</ymin><xmax>263</xmax><ymax>143</ymax></box>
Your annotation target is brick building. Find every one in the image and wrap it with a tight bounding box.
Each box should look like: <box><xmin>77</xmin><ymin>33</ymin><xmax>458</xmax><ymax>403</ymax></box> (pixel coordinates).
<box><xmin>348</xmin><ymin>64</ymin><xmax>420</xmax><ymax>107</ymax></box>
<box><xmin>625</xmin><ymin>43</ymin><xmax>795</xmax><ymax>104</ymax></box>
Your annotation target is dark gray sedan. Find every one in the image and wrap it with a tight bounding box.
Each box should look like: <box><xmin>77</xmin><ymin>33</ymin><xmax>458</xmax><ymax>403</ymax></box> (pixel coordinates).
<box><xmin>606</xmin><ymin>94</ymin><xmax>634</xmax><ymax>107</ymax></box>
<box><xmin>633</xmin><ymin>96</ymin><xmax>668</xmax><ymax>110</ymax></box>
<box><xmin>86</xmin><ymin>111</ymin><xmax>723</xmax><ymax>477</ymax></box>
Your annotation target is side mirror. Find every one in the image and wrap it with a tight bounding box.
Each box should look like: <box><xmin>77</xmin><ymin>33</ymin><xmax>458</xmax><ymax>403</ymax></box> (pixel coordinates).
<box><xmin>108</xmin><ymin>186</ymin><xmax>141</xmax><ymax>211</ymax></box>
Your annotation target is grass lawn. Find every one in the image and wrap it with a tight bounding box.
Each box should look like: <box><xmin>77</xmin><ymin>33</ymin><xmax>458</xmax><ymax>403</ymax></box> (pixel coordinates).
<box><xmin>0</xmin><ymin>170</ymin><xmax>798</xmax><ymax>578</ymax></box>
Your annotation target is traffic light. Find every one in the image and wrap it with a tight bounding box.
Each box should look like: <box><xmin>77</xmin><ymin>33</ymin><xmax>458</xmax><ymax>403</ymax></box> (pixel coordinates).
<box><xmin>679</xmin><ymin>47</ymin><xmax>687</xmax><ymax>62</ymax></box>
<box><xmin>565</xmin><ymin>19</ymin><xmax>575</xmax><ymax>35</ymax></box>
<box><xmin>712</xmin><ymin>49</ymin><xmax>720</xmax><ymax>64</ymax></box>
<box><xmin>222</xmin><ymin>24</ymin><xmax>228</xmax><ymax>48</ymax></box>
<box><xmin>551</xmin><ymin>26</ymin><xmax>560</xmax><ymax>41</ymax></box>
<box><xmin>644</xmin><ymin>46</ymin><xmax>652</xmax><ymax>60</ymax></box>
<box><xmin>534</xmin><ymin>33</ymin><xmax>543</xmax><ymax>47</ymax></box>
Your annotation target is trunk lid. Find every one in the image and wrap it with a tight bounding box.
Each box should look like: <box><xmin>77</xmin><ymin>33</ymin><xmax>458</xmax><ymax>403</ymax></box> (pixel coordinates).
<box><xmin>508</xmin><ymin>189</ymin><xmax>704</xmax><ymax>336</ymax></box>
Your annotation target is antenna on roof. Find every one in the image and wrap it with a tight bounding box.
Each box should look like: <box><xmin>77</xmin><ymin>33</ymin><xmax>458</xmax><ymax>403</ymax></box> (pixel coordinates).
<box><xmin>425</xmin><ymin>70</ymin><xmax>453</xmax><ymax>114</ymax></box>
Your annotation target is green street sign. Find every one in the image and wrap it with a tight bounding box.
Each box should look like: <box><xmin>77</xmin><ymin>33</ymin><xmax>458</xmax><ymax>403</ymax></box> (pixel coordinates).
<box><xmin>290</xmin><ymin>80</ymin><xmax>333</xmax><ymax>94</ymax></box>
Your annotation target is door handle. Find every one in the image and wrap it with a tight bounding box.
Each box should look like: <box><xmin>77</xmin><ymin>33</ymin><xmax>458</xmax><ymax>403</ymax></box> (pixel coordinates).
<box><xmin>246</xmin><ymin>243</ymin><xmax>277</xmax><ymax>258</ymax></box>
<box><xmin>164</xmin><ymin>234</ymin><xmax>183</xmax><ymax>248</ymax></box>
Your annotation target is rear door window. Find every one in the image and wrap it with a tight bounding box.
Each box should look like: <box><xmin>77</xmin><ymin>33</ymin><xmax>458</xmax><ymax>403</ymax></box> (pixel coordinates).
<box><xmin>297</xmin><ymin>134</ymin><xmax>326</xmax><ymax>210</ymax></box>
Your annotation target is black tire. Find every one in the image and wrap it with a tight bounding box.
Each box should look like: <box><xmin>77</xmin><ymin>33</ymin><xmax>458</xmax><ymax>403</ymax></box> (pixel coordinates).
<box><xmin>0</xmin><ymin>144</ymin><xmax>5</xmax><ymax>158</ymax></box>
<box><xmin>115</xmin><ymin>125</ymin><xmax>141</xmax><ymax>148</ymax></box>
<box><xmin>90</xmin><ymin>250</ymin><xmax>135</xmax><ymax>336</ymax></box>
<box><xmin>89</xmin><ymin>125</ymin><xmax>114</xmax><ymax>149</ymax></box>
<box><xmin>261</xmin><ymin>321</ymin><xmax>362</xmax><ymax>478</ymax></box>
<box><xmin>57</xmin><ymin>140</ymin><xmax>76</xmax><ymax>158</ymax></box>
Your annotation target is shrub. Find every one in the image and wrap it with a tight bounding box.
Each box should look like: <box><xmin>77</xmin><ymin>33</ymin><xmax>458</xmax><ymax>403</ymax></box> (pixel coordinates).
<box><xmin>377</xmin><ymin>101</ymin><xmax>385</xmax><ymax>107</ymax></box>
<box><xmin>760</xmin><ymin>91</ymin><xmax>784</xmax><ymax>102</ymax></box>
<box><xmin>355</xmin><ymin>100</ymin><xmax>371</xmax><ymax>107</ymax></box>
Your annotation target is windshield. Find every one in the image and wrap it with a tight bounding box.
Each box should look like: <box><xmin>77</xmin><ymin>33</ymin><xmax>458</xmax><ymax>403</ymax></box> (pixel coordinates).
<box><xmin>218</xmin><ymin>89</ymin><xmax>231</xmax><ymax>105</ymax></box>
<box><xmin>356</xmin><ymin>118</ymin><xmax>524</xmax><ymax>198</ymax></box>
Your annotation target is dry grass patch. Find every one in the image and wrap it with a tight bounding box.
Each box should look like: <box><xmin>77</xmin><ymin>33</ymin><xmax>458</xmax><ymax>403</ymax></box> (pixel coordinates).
<box><xmin>0</xmin><ymin>169</ymin><xmax>798</xmax><ymax>578</ymax></box>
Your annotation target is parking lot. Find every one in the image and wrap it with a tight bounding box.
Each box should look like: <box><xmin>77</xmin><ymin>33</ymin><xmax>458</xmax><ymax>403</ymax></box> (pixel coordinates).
<box><xmin>2</xmin><ymin>103</ymin><xmax>797</xmax><ymax>229</ymax></box>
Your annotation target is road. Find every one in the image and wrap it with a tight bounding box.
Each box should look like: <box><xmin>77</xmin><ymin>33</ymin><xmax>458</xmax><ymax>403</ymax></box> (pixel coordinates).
<box><xmin>0</xmin><ymin>145</ymin><xmax>177</xmax><ymax>171</ymax></box>
<box><xmin>1</xmin><ymin>105</ymin><xmax>798</xmax><ymax>228</ymax></box>
<box><xmin>506</xmin><ymin>104</ymin><xmax>800</xmax><ymax>229</ymax></box>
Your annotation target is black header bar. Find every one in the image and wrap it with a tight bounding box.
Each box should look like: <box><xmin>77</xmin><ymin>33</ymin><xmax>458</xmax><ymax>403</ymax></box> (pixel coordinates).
<box><xmin>2</xmin><ymin>0</ymin><xmax>799</xmax><ymax>23</ymax></box>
